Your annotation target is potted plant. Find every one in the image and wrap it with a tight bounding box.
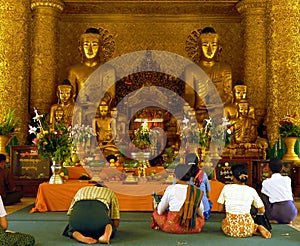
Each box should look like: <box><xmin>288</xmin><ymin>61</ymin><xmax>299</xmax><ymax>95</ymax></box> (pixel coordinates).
<box><xmin>0</xmin><ymin>108</ymin><xmax>20</xmax><ymax>157</ymax></box>
<box><xmin>279</xmin><ymin>113</ymin><xmax>300</xmax><ymax>160</ymax></box>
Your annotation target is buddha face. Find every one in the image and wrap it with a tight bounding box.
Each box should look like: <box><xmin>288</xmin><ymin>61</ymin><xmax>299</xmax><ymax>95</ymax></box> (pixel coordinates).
<box><xmin>55</xmin><ymin>107</ymin><xmax>64</xmax><ymax>122</ymax></box>
<box><xmin>81</xmin><ymin>34</ymin><xmax>101</xmax><ymax>60</ymax></box>
<box><xmin>99</xmin><ymin>104</ymin><xmax>109</xmax><ymax>117</ymax></box>
<box><xmin>234</xmin><ymin>85</ymin><xmax>247</xmax><ymax>102</ymax></box>
<box><xmin>111</xmin><ymin>107</ymin><xmax>117</xmax><ymax>119</ymax></box>
<box><xmin>200</xmin><ymin>33</ymin><xmax>219</xmax><ymax>60</ymax></box>
<box><xmin>58</xmin><ymin>85</ymin><xmax>72</xmax><ymax>103</ymax></box>
<box><xmin>238</xmin><ymin>102</ymin><xmax>249</xmax><ymax>117</ymax></box>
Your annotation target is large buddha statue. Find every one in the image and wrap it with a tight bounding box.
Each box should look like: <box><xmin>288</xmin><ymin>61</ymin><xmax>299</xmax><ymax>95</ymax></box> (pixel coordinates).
<box><xmin>67</xmin><ymin>27</ymin><xmax>116</xmax><ymax>104</ymax></box>
<box><xmin>224</xmin><ymin>80</ymin><xmax>255</xmax><ymax>123</ymax></box>
<box><xmin>49</xmin><ymin>79</ymin><xmax>74</xmax><ymax>127</ymax></box>
<box><xmin>185</xmin><ymin>26</ymin><xmax>233</xmax><ymax>122</ymax></box>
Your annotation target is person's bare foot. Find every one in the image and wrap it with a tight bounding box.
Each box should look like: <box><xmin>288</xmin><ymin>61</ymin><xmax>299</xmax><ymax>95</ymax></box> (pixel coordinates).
<box><xmin>99</xmin><ymin>224</ymin><xmax>113</xmax><ymax>244</ymax></box>
<box><xmin>269</xmin><ymin>219</ymin><xmax>278</xmax><ymax>224</ymax></box>
<box><xmin>257</xmin><ymin>225</ymin><xmax>272</xmax><ymax>239</ymax></box>
<box><xmin>72</xmin><ymin>231</ymin><xmax>97</xmax><ymax>244</ymax></box>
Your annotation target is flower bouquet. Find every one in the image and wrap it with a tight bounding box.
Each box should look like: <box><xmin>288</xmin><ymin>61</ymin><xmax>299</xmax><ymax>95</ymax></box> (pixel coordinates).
<box><xmin>29</xmin><ymin>109</ymin><xmax>73</xmax><ymax>183</ymax></box>
<box><xmin>279</xmin><ymin>113</ymin><xmax>300</xmax><ymax>138</ymax></box>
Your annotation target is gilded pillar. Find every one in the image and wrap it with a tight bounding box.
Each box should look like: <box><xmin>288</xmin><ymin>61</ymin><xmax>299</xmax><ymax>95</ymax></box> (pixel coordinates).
<box><xmin>265</xmin><ymin>0</ymin><xmax>300</xmax><ymax>147</ymax></box>
<box><xmin>30</xmin><ymin>0</ymin><xmax>64</xmax><ymax>114</ymax></box>
<box><xmin>0</xmin><ymin>0</ymin><xmax>31</xmax><ymax>144</ymax></box>
<box><xmin>236</xmin><ymin>0</ymin><xmax>267</xmax><ymax>128</ymax></box>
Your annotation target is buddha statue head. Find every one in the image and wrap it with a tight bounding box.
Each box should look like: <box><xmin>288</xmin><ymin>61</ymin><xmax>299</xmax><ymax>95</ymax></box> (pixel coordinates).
<box><xmin>57</xmin><ymin>79</ymin><xmax>74</xmax><ymax>104</ymax></box>
<box><xmin>199</xmin><ymin>27</ymin><xmax>220</xmax><ymax>61</ymax></box>
<box><xmin>233</xmin><ymin>80</ymin><xmax>247</xmax><ymax>103</ymax></box>
<box><xmin>79</xmin><ymin>28</ymin><xmax>102</xmax><ymax>63</ymax></box>
<box><xmin>99</xmin><ymin>99</ymin><xmax>109</xmax><ymax>118</ymax></box>
<box><xmin>237</xmin><ymin>99</ymin><xmax>250</xmax><ymax>118</ymax></box>
<box><xmin>54</xmin><ymin>106</ymin><xmax>64</xmax><ymax>122</ymax></box>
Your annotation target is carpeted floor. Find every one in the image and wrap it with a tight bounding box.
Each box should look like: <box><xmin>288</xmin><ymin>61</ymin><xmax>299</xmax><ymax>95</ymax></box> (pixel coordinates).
<box><xmin>7</xmin><ymin>204</ymin><xmax>300</xmax><ymax>246</ymax></box>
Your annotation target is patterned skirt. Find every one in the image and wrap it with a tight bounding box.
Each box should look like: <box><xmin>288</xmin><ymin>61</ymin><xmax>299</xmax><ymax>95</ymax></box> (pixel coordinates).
<box><xmin>151</xmin><ymin>210</ymin><xmax>204</xmax><ymax>234</ymax></box>
<box><xmin>221</xmin><ymin>212</ymin><xmax>257</xmax><ymax>238</ymax></box>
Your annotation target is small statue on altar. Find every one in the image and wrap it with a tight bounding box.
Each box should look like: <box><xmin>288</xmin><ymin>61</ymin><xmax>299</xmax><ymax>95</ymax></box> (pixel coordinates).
<box><xmin>184</xmin><ymin>26</ymin><xmax>233</xmax><ymax>122</ymax></box>
<box><xmin>224</xmin><ymin>80</ymin><xmax>255</xmax><ymax>123</ymax></box>
<box><xmin>92</xmin><ymin>99</ymin><xmax>118</xmax><ymax>156</ymax></box>
<box><xmin>233</xmin><ymin>100</ymin><xmax>258</xmax><ymax>144</ymax></box>
<box><xmin>67</xmin><ymin>27</ymin><xmax>116</xmax><ymax>104</ymax></box>
<box><xmin>49</xmin><ymin>79</ymin><xmax>74</xmax><ymax>127</ymax></box>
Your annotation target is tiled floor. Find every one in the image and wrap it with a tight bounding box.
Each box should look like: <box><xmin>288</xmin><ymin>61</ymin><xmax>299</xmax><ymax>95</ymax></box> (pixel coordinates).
<box><xmin>4</xmin><ymin>197</ymin><xmax>300</xmax><ymax>232</ymax></box>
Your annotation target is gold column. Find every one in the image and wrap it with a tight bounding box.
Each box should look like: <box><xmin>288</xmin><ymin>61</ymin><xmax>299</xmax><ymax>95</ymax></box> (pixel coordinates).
<box><xmin>0</xmin><ymin>0</ymin><xmax>31</xmax><ymax>144</ymax></box>
<box><xmin>30</xmin><ymin>0</ymin><xmax>64</xmax><ymax>114</ymax></box>
<box><xmin>265</xmin><ymin>0</ymin><xmax>300</xmax><ymax>147</ymax></box>
<box><xmin>236</xmin><ymin>0</ymin><xmax>267</xmax><ymax>127</ymax></box>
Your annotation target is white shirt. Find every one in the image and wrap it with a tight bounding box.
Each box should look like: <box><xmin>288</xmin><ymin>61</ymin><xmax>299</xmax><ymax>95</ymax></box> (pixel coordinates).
<box><xmin>261</xmin><ymin>173</ymin><xmax>294</xmax><ymax>203</ymax></box>
<box><xmin>0</xmin><ymin>196</ymin><xmax>7</xmax><ymax>217</ymax></box>
<box><xmin>217</xmin><ymin>184</ymin><xmax>264</xmax><ymax>214</ymax></box>
<box><xmin>157</xmin><ymin>184</ymin><xmax>204</xmax><ymax>215</ymax></box>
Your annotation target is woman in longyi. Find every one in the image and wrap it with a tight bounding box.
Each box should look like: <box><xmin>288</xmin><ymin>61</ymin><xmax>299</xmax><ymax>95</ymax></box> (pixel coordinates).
<box><xmin>217</xmin><ymin>164</ymin><xmax>271</xmax><ymax>238</ymax></box>
<box><xmin>151</xmin><ymin>163</ymin><xmax>205</xmax><ymax>233</ymax></box>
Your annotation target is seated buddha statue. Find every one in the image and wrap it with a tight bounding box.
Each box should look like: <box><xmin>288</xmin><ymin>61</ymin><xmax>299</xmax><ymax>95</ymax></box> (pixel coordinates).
<box><xmin>92</xmin><ymin>99</ymin><xmax>118</xmax><ymax>156</ymax></box>
<box><xmin>184</xmin><ymin>26</ymin><xmax>233</xmax><ymax>122</ymax></box>
<box><xmin>224</xmin><ymin>80</ymin><xmax>255</xmax><ymax>123</ymax></box>
<box><xmin>233</xmin><ymin>100</ymin><xmax>258</xmax><ymax>145</ymax></box>
<box><xmin>67</xmin><ymin>27</ymin><xmax>116</xmax><ymax>104</ymax></box>
<box><xmin>49</xmin><ymin>79</ymin><xmax>74</xmax><ymax>127</ymax></box>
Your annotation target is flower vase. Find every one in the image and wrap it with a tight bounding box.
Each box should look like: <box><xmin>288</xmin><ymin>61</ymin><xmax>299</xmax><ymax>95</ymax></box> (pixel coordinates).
<box><xmin>0</xmin><ymin>135</ymin><xmax>12</xmax><ymax>159</ymax></box>
<box><xmin>282</xmin><ymin>137</ymin><xmax>300</xmax><ymax>161</ymax></box>
<box><xmin>208</xmin><ymin>142</ymin><xmax>221</xmax><ymax>160</ymax></box>
<box><xmin>49</xmin><ymin>159</ymin><xmax>64</xmax><ymax>184</ymax></box>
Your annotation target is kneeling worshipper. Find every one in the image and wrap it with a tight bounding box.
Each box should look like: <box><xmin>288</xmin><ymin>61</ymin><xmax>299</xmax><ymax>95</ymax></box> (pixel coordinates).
<box><xmin>63</xmin><ymin>184</ymin><xmax>120</xmax><ymax>244</ymax></box>
<box><xmin>151</xmin><ymin>163</ymin><xmax>205</xmax><ymax>233</ymax></box>
<box><xmin>260</xmin><ymin>158</ymin><xmax>298</xmax><ymax>224</ymax></box>
<box><xmin>0</xmin><ymin>195</ymin><xmax>35</xmax><ymax>246</ymax></box>
<box><xmin>217</xmin><ymin>164</ymin><xmax>271</xmax><ymax>239</ymax></box>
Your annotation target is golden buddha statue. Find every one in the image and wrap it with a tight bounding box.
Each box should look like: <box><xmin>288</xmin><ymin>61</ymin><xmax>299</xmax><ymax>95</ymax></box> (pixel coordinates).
<box><xmin>185</xmin><ymin>26</ymin><xmax>233</xmax><ymax>122</ymax></box>
<box><xmin>224</xmin><ymin>80</ymin><xmax>255</xmax><ymax>122</ymax></box>
<box><xmin>233</xmin><ymin>100</ymin><xmax>258</xmax><ymax>144</ymax></box>
<box><xmin>49</xmin><ymin>79</ymin><xmax>74</xmax><ymax>127</ymax></box>
<box><xmin>92</xmin><ymin>99</ymin><xmax>118</xmax><ymax>156</ymax></box>
<box><xmin>67</xmin><ymin>27</ymin><xmax>116</xmax><ymax>104</ymax></box>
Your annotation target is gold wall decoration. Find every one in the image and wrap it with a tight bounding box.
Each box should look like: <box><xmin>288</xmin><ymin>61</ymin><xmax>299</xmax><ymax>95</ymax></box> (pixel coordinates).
<box><xmin>265</xmin><ymin>0</ymin><xmax>300</xmax><ymax>147</ymax></box>
<box><xmin>0</xmin><ymin>0</ymin><xmax>31</xmax><ymax>144</ymax></box>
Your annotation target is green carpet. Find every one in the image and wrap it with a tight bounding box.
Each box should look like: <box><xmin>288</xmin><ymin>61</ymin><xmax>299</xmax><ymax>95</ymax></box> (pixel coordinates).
<box><xmin>7</xmin><ymin>205</ymin><xmax>300</xmax><ymax>246</ymax></box>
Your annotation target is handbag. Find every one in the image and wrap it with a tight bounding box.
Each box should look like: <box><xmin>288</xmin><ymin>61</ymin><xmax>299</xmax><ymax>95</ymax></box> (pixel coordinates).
<box><xmin>252</xmin><ymin>214</ymin><xmax>272</xmax><ymax>231</ymax></box>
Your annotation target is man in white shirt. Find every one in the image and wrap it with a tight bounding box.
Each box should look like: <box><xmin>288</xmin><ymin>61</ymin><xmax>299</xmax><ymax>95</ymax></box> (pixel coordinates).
<box><xmin>261</xmin><ymin>158</ymin><xmax>298</xmax><ymax>224</ymax></box>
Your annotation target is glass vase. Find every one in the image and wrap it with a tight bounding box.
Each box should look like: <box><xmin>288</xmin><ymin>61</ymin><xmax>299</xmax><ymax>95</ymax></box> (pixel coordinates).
<box><xmin>49</xmin><ymin>159</ymin><xmax>64</xmax><ymax>184</ymax></box>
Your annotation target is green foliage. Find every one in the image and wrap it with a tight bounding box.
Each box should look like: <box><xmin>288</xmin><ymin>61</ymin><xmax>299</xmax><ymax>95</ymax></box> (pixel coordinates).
<box><xmin>0</xmin><ymin>108</ymin><xmax>20</xmax><ymax>135</ymax></box>
<box><xmin>279</xmin><ymin>113</ymin><xmax>300</xmax><ymax>137</ymax></box>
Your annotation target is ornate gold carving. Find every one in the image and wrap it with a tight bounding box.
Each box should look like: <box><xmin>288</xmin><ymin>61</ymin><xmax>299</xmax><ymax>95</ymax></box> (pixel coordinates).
<box><xmin>98</xmin><ymin>28</ymin><xmax>115</xmax><ymax>62</ymax></box>
<box><xmin>31</xmin><ymin>0</ymin><xmax>64</xmax><ymax>11</ymax></box>
<box><xmin>265</xmin><ymin>0</ymin><xmax>300</xmax><ymax>147</ymax></box>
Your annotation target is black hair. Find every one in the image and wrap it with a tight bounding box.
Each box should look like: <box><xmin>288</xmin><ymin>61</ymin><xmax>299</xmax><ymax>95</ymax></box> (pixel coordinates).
<box><xmin>231</xmin><ymin>164</ymin><xmax>248</xmax><ymax>183</ymax></box>
<box><xmin>175</xmin><ymin>164</ymin><xmax>193</xmax><ymax>181</ymax></box>
<box><xmin>185</xmin><ymin>153</ymin><xmax>199</xmax><ymax>177</ymax></box>
<box><xmin>269</xmin><ymin>158</ymin><xmax>283</xmax><ymax>173</ymax></box>
<box><xmin>85</xmin><ymin>28</ymin><xmax>100</xmax><ymax>34</ymax></box>
<box><xmin>60</xmin><ymin>79</ymin><xmax>72</xmax><ymax>86</ymax></box>
<box><xmin>0</xmin><ymin>154</ymin><xmax>6</xmax><ymax>162</ymax></box>
<box><xmin>201</xmin><ymin>27</ymin><xmax>216</xmax><ymax>34</ymax></box>
<box><xmin>234</xmin><ymin>80</ymin><xmax>245</xmax><ymax>86</ymax></box>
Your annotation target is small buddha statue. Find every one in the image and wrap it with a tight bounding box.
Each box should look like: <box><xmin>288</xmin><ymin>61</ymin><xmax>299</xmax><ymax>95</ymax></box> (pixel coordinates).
<box><xmin>224</xmin><ymin>80</ymin><xmax>255</xmax><ymax>123</ymax></box>
<box><xmin>184</xmin><ymin>26</ymin><xmax>233</xmax><ymax>122</ymax></box>
<box><xmin>92</xmin><ymin>99</ymin><xmax>118</xmax><ymax>156</ymax></box>
<box><xmin>233</xmin><ymin>100</ymin><xmax>258</xmax><ymax>144</ymax></box>
<box><xmin>67</xmin><ymin>27</ymin><xmax>116</xmax><ymax>103</ymax></box>
<box><xmin>49</xmin><ymin>79</ymin><xmax>74</xmax><ymax>127</ymax></box>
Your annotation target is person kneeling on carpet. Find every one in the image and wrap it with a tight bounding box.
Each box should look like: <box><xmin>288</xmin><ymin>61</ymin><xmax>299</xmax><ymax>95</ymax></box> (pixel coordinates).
<box><xmin>0</xmin><ymin>195</ymin><xmax>35</xmax><ymax>245</ymax></box>
<box><xmin>217</xmin><ymin>164</ymin><xmax>271</xmax><ymax>238</ymax></box>
<box><xmin>151</xmin><ymin>163</ymin><xmax>205</xmax><ymax>233</ymax></box>
<box><xmin>63</xmin><ymin>183</ymin><xmax>120</xmax><ymax>244</ymax></box>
